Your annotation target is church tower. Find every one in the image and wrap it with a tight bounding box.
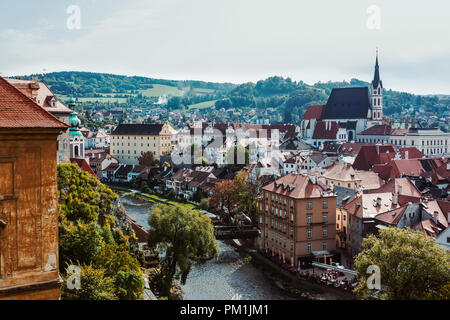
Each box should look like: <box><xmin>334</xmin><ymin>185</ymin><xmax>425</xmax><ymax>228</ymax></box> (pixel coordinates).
<box><xmin>68</xmin><ymin>98</ymin><xmax>85</xmax><ymax>159</ymax></box>
<box><xmin>370</xmin><ymin>51</ymin><xmax>383</xmax><ymax>122</ymax></box>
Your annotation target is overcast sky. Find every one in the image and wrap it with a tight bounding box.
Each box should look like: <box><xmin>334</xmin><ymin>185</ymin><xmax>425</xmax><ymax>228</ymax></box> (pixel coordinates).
<box><xmin>1</xmin><ymin>0</ymin><xmax>449</xmax><ymax>94</ymax></box>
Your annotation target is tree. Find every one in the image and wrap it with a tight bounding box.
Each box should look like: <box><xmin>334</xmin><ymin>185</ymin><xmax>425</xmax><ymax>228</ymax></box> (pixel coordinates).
<box><xmin>209</xmin><ymin>180</ymin><xmax>239</xmax><ymax>219</ymax></box>
<box><xmin>59</xmin><ymin>221</ymin><xmax>104</xmax><ymax>268</ymax></box>
<box><xmin>167</xmin><ymin>96</ymin><xmax>182</xmax><ymax>110</ymax></box>
<box><xmin>199</xmin><ymin>198</ymin><xmax>209</xmax><ymax>211</ymax></box>
<box><xmin>148</xmin><ymin>205</ymin><xmax>219</xmax><ymax>298</ymax></box>
<box><xmin>232</xmin><ymin>171</ymin><xmax>259</xmax><ymax>224</ymax></box>
<box><xmin>354</xmin><ymin>227</ymin><xmax>450</xmax><ymax>300</ymax></box>
<box><xmin>138</xmin><ymin>151</ymin><xmax>155</xmax><ymax>166</ymax></box>
<box><xmin>57</xmin><ymin>164</ymin><xmax>145</xmax><ymax>300</ymax></box>
<box><xmin>61</xmin><ymin>265</ymin><xmax>117</xmax><ymax>300</ymax></box>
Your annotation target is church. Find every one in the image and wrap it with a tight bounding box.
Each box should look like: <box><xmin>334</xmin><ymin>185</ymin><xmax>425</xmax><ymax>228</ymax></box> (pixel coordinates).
<box><xmin>301</xmin><ymin>53</ymin><xmax>384</xmax><ymax>147</ymax></box>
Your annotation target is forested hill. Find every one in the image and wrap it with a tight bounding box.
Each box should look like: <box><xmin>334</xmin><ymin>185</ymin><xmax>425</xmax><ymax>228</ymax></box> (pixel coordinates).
<box><xmin>21</xmin><ymin>71</ymin><xmax>236</xmax><ymax>96</ymax></box>
<box><xmin>16</xmin><ymin>71</ymin><xmax>447</xmax><ymax>124</ymax></box>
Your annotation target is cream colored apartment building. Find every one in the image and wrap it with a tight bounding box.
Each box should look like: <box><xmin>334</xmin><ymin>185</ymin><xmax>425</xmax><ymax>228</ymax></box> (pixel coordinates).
<box><xmin>110</xmin><ymin>122</ymin><xmax>175</xmax><ymax>165</ymax></box>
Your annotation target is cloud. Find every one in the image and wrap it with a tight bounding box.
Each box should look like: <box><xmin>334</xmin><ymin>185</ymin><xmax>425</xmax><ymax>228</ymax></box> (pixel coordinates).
<box><xmin>1</xmin><ymin>0</ymin><xmax>449</xmax><ymax>94</ymax></box>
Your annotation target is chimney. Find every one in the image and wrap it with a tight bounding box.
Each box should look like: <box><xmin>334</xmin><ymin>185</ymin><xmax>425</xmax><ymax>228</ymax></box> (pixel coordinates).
<box><xmin>376</xmin><ymin>197</ymin><xmax>382</xmax><ymax>206</ymax></box>
<box><xmin>405</xmin><ymin>151</ymin><xmax>408</xmax><ymax>159</ymax></box>
<box><xmin>433</xmin><ymin>211</ymin><xmax>438</xmax><ymax>224</ymax></box>
<box><xmin>392</xmin><ymin>193</ymin><xmax>398</xmax><ymax>205</ymax></box>
<box><xmin>398</xmin><ymin>185</ymin><xmax>402</xmax><ymax>195</ymax></box>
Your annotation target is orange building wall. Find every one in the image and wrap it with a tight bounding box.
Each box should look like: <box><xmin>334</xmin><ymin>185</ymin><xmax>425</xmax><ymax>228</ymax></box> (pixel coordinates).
<box><xmin>0</xmin><ymin>130</ymin><xmax>62</xmax><ymax>300</ymax></box>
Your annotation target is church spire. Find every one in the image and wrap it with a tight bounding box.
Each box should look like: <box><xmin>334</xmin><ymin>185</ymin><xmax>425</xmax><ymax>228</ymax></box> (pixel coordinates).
<box><xmin>372</xmin><ymin>49</ymin><xmax>382</xmax><ymax>88</ymax></box>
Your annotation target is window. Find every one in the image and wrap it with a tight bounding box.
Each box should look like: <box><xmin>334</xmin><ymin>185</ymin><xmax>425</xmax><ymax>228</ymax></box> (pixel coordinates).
<box><xmin>307</xmin><ymin>214</ymin><xmax>312</xmax><ymax>224</ymax></box>
<box><xmin>322</xmin><ymin>242</ymin><xmax>327</xmax><ymax>250</ymax></box>
<box><xmin>307</xmin><ymin>228</ymin><xmax>312</xmax><ymax>239</ymax></box>
<box><xmin>307</xmin><ymin>201</ymin><xmax>312</xmax><ymax>210</ymax></box>
<box><xmin>322</xmin><ymin>213</ymin><xmax>328</xmax><ymax>223</ymax></box>
<box><xmin>290</xmin><ymin>213</ymin><xmax>294</xmax><ymax>222</ymax></box>
<box><xmin>307</xmin><ymin>242</ymin><xmax>312</xmax><ymax>253</ymax></box>
<box><xmin>323</xmin><ymin>200</ymin><xmax>328</xmax><ymax>209</ymax></box>
<box><xmin>322</xmin><ymin>227</ymin><xmax>327</xmax><ymax>238</ymax></box>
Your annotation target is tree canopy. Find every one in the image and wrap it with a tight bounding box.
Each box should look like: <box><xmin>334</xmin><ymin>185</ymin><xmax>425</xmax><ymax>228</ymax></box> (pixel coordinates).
<box><xmin>354</xmin><ymin>227</ymin><xmax>450</xmax><ymax>300</ymax></box>
<box><xmin>58</xmin><ymin>164</ymin><xmax>144</xmax><ymax>300</ymax></box>
<box><xmin>148</xmin><ymin>205</ymin><xmax>219</xmax><ymax>298</ymax></box>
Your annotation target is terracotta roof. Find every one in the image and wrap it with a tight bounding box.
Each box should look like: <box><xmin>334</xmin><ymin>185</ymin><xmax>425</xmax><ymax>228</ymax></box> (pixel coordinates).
<box><xmin>103</xmin><ymin>162</ymin><xmax>120</xmax><ymax>172</ymax></box>
<box><xmin>358</xmin><ymin>124</ymin><xmax>393</xmax><ymax>136</ymax></box>
<box><xmin>70</xmin><ymin>158</ymin><xmax>97</xmax><ymax>178</ymax></box>
<box><xmin>354</xmin><ymin>171</ymin><xmax>383</xmax><ymax>190</ymax></box>
<box><xmin>6</xmin><ymin>78</ymin><xmax>73</xmax><ymax>114</ymax></box>
<box><xmin>437</xmin><ymin>200</ymin><xmax>450</xmax><ymax>222</ymax></box>
<box><xmin>303</xmin><ymin>105</ymin><xmax>325</xmax><ymax>120</ymax></box>
<box><xmin>375</xmin><ymin>205</ymin><xmax>409</xmax><ymax>225</ymax></box>
<box><xmin>422</xmin><ymin>200</ymin><xmax>448</xmax><ymax>228</ymax></box>
<box><xmin>322</xmin><ymin>163</ymin><xmax>357</xmax><ymax>181</ymax></box>
<box><xmin>127</xmin><ymin>217</ymin><xmax>149</xmax><ymax>243</ymax></box>
<box><xmin>359</xmin><ymin>124</ymin><xmax>411</xmax><ymax>136</ymax></box>
<box><xmin>312</xmin><ymin>121</ymin><xmax>339</xmax><ymax>140</ymax></box>
<box><xmin>411</xmin><ymin>219</ymin><xmax>443</xmax><ymax>237</ymax></box>
<box><xmin>398</xmin><ymin>147</ymin><xmax>424</xmax><ymax>159</ymax></box>
<box><xmin>0</xmin><ymin>76</ymin><xmax>68</xmax><ymax>129</ymax></box>
<box><xmin>344</xmin><ymin>192</ymin><xmax>401</xmax><ymax>219</ymax></box>
<box><xmin>352</xmin><ymin>145</ymin><xmax>396</xmax><ymax>171</ymax></box>
<box><xmin>366</xmin><ymin>178</ymin><xmax>422</xmax><ymax>197</ymax></box>
<box><xmin>262</xmin><ymin>173</ymin><xmax>333</xmax><ymax>199</ymax></box>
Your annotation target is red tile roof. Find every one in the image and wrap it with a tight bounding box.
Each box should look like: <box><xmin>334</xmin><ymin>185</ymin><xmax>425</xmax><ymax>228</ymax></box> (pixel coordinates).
<box><xmin>0</xmin><ymin>76</ymin><xmax>68</xmax><ymax>129</ymax></box>
<box><xmin>352</xmin><ymin>145</ymin><xmax>396</xmax><ymax>171</ymax></box>
<box><xmin>411</xmin><ymin>219</ymin><xmax>443</xmax><ymax>237</ymax></box>
<box><xmin>303</xmin><ymin>105</ymin><xmax>325</xmax><ymax>120</ymax></box>
<box><xmin>262</xmin><ymin>173</ymin><xmax>333</xmax><ymax>199</ymax></box>
<box><xmin>375</xmin><ymin>205</ymin><xmax>409</xmax><ymax>225</ymax></box>
<box><xmin>359</xmin><ymin>125</ymin><xmax>410</xmax><ymax>136</ymax></box>
<box><xmin>70</xmin><ymin>158</ymin><xmax>97</xmax><ymax>179</ymax></box>
<box><xmin>365</xmin><ymin>178</ymin><xmax>422</xmax><ymax>197</ymax></box>
<box><xmin>312</xmin><ymin>121</ymin><xmax>339</xmax><ymax>140</ymax></box>
<box><xmin>398</xmin><ymin>147</ymin><xmax>424</xmax><ymax>159</ymax></box>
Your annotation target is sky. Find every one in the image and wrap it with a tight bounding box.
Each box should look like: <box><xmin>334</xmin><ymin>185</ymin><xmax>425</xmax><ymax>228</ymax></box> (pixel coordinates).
<box><xmin>1</xmin><ymin>0</ymin><xmax>450</xmax><ymax>94</ymax></box>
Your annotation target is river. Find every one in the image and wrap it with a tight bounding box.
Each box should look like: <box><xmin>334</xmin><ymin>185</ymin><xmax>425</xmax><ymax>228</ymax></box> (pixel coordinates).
<box><xmin>119</xmin><ymin>193</ymin><xmax>301</xmax><ymax>300</ymax></box>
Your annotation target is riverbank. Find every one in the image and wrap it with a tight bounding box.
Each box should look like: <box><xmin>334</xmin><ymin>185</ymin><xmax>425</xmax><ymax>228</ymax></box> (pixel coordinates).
<box><xmin>227</xmin><ymin>239</ymin><xmax>357</xmax><ymax>300</ymax></box>
<box><xmin>115</xmin><ymin>188</ymin><xmax>354</xmax><ymax>300</ymax></box>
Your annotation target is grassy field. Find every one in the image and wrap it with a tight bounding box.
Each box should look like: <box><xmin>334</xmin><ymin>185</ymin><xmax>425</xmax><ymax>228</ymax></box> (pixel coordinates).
<box><xmin>142</xmin><ymin>193</ymin><xmax>199</xmax><ymax>211</ymax></box>
<box><xmin>193</xmin><ymin>88</ymin><xmax>215</xmax><ymax>94</ymax></box>
<box><xmin>187</xmin><ymin>100</ymin><xmax>217</xmax><ymax>110</ymax></box>
<box><xmin>76</xmin><ymin>97</ymin><xmax>128</xmax><ymax>103</ymax></box>
<box><xmin>138</xmin><ymin>84</ymin><xmax>184</xmax><ymax>97</ymax></box>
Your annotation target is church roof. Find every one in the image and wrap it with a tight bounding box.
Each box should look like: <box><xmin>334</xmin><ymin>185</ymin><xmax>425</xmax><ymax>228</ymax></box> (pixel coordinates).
<box><xmin>322</xmin><ymin>87</ymin><xmax>371</xmax><ymax>120</ymax></box>
<box><xmin>303</xmin><ymin>105</ymin><xmax>325</xmax><ymax>120</ymax></box>
<box><xmin>372</xmin><ymin>55</ymin><xmax>383</xmax><ymax>88</ymax></box>
<box><xmin>312</xmin><ymin>121</ymin><xmax>340</xmax><ymax>140</ymax></box>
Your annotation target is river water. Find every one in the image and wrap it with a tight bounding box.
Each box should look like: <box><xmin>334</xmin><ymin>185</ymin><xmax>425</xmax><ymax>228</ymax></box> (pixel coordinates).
<box><xmin>119</xmin><ymin>193</ymin><xmax>300</xmax><ymax>300</ymax></box>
